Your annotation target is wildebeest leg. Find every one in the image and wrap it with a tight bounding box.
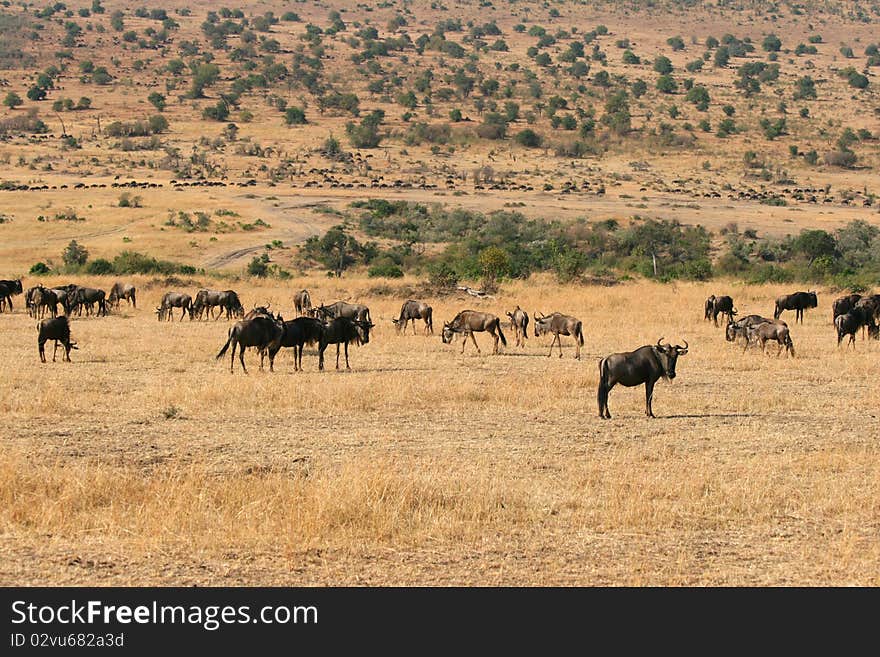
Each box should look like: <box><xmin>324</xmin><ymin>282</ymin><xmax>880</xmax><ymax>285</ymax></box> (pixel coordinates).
<box><xmin>239</xmin><ymin>345</ymin><xmax>248</xmax><ymax>374</ymax></box>
<box><xmin>39</xmin><ymin>339</ymin><xmax>46</xmax><ymax>363</ymax></box>
<box><xmin>645</xmin><ymin>379</ymin><xmax>656</xmax><ymax>418</ymax></box>
<box><xmin>344</xmin><ymin>342</ymin><xmax>350</xmax><ymax>369</ymax></box>
<box><xmin>318</xmin><ymin>343</ymin><xmax>326</xmax><ymax>370</ymax></box>
<box><xmin>336</xmin><ymin>343</ymin><xmax>341</xmax><ymax>369</ymax></box>
<box><xmin>776</xmin><ymin>341</ymin><xmax>783</xmax><ymax>356</ymax></box>
<box><xmin>597</xmin><ymin>379</ymin><xmax>611</xmax><ymax>419</ymax></box>
<box><xmin>557</xmin><ymin>333</ymin><xmax>564</xmax><ymax>358</ymax></box>
<box><xmin>64</xmin><ymin>342</ymin><xmax>71</xmax><ymax>362</ymax></box>
<box><xmin>52</xmin><ymin>340</ymin><xmax>59</xmax><ymax>362</ymax></box>
<box><xmin>547</xmin><ymin>334</ymin><xmax>557</xmax><ymax>357</ymax></box>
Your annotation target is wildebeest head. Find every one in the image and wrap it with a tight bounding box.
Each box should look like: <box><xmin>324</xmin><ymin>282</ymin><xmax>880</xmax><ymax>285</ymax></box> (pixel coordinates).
<box><xmin>652</xmin><ymin>337</ymin><xmax>689</xmax><ymax>380</ymax></box>
<box><xmin>725</xmin><ymin>317</ymin><xmax>737</xmax><ymax>342</ymax></box>
<box><xmin>533</xmin><ymin>312</ymin><xmax>549</xmax><ymax>337</ymax></box>
<box><xmin>355</xmin><ymin>320</ymin><xmax>374</xmax><ymax>345</ymax></box>
<box><xmin>441</xmin><ymin>322</ymin><xmax>455</xmax><ymax>344</ymax></box>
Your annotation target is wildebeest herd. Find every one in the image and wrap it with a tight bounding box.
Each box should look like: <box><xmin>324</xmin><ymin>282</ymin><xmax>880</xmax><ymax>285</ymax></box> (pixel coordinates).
<box><xmin>1</xmin><ymin>276</ymin><xmax>878</xmax><ymax>419</ymax></box>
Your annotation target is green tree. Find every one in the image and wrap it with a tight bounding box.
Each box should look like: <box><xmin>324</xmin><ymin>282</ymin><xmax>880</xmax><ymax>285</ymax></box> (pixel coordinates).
<box><xmin>189</xmin><ymin>63</ymin><xmax>220</xmax><ymax>98</ymax></box>
<box><xmin>3</xmin><ymin>92</ymin><xmax>23</xmax><ymax>109</ymax></box>
<box><xmin>478</xmin><ymin>246</ymin><xmax>511</xmax><ymax>291</ymax></box>
<box><xmin>62</xmin><ymin>240</ymin><xmax>89</xmax><ymax>268</ymax></box>
<box><xmin>147</xmin><ymin>92</ymin><xmax>166</xmax><ymax>111</ymax></box>
<box><xmin>762</xmin><ymin>34</ymin><xmax>782</xmax><ymax>52</ymax></box>
<box><xmin>653</xmin><ymin>55</ymin><xmax>673</xmax><ymax>74</ymax></box>
<box><xmin>602</xmin><ymin>90</ymin><xmax>631</xmax><ymax>135</ymax></box>
<box><xmin>793</xmin><ymin>230</ymin><xmax>837</xmax><ymax>264</ymax></box>
<box><xmin>284</xmin><ymin>107</ymin><xmax>307</xmax><ymax>125</ymax></box>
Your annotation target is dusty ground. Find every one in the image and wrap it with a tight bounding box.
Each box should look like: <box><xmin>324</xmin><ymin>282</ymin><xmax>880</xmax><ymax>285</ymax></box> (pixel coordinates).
<box><xmin>1</xmin><ymin>276</ymin><xmax>878</xmax><ymax>585</ymax></box>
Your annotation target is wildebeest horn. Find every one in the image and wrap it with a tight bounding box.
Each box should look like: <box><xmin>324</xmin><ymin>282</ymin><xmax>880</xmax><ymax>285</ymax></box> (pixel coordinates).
<box><xmin>678</xmin><ymin>340</ymin><xmax>689</xmax><ymax>353</ymax></box>
<box><xmin>657</xmin><ymin>336</ymin><xmax>665</xmax><ymax>347</ymax></box>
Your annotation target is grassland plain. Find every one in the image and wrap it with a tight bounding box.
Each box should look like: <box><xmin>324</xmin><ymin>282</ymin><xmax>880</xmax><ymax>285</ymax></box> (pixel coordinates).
<box><xmin>1</xmin><ymin>275</ymin><xmax>878</xmax><ymax>585</ymax></box>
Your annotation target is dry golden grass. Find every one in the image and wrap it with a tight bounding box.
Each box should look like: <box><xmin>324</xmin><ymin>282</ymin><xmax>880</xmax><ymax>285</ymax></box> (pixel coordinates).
<box><xmin>2</xmin><ymin>274</ymin><xmax>879</xmax><ymax>585</ymax></box>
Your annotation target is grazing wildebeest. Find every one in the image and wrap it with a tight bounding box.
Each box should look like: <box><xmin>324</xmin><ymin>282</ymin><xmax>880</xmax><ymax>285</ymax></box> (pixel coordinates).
<box><xmin>725</xmin><ymin>314</ymin><xmax>775</xmax><ymax>343</ymax></box>
<box><xmin>293</xmin><ymin>289</ymin><xmax>312</xmax><ymax>317</ymax></box>
<box><xmin>708</xmin><ymin>295</ymin><xmax>736</xmax><ymax>327</ymax></box>
<box><xmin>315</xmin><ymin>300</ymin><xmax>372</xmax><ymax>323</ymax></box>
<box><xmin>441</xmin><ymin>310</ymin><xmax>507</xmax><ymax>354</ymax></box>
<box><xmin>268</xmin><ymin>317</ymin><xmax>326</xmax><ymax>371</ymax></box>
<box><xmin>32</xmin><ymin>286</ymin><xmax>59</xmax><ymax>318</ymax></box>
<box><xmin>156</xmin><ymin>291</ymin><xmax>192</xmax><ymax>321</ymax></box>
<box><xmin>774</xmin><ymin>291</ymin><xmax>817</xmax><ymax>324</ymax></box>
<box><xmin>393</xmin><ymin>300</ymin><xmax>433</xmax><ymax>335</ymax></box>
<box><xmin>108</xmin><ymin>281</ymin><xmax>136</xmax><ymax>309</ymax></box>
<box><xmin>318</xmin><ymin>316</ymin><xmax>373</xmax><ymax>370</ymax></box>
<box><xmin>0</xmin><ymin>279</ymin><xmax>22</xmax><ymax>312</ymax></box>
<box><xmin>191</xmin><ymin>289</ymin><xmax>227</xmax><ymax>320</ymax></box>
<box><xmin>215</xmin><ymin>314</ymin><xmax>285</xmax><ymax>373</ymax></box>
<box><xmin>533</xmin><ymin>311</ymin><xmax>584</xmax><ymax>359</ymax></box>
<box><xmin>37</xmin><ymin>315</ymin><xmax>77</xmax><ymax>363</ymax></box>
<box><xmin>71</xmin><ymin>287</ymin><xmax>107</xmax><ymax>317</ymax></box>
<box><xmin>597</xmin><ymin>338</ymin><xmax>689</xmax><ymax>419</ymax></box>
<box><xmin>506</xmin><ymin>306</ymin><xmax>529</xmax><ymax>347</ymax></box>
<box><xmin>704</xmin><ymin>295</ymin><xmax>716</xmax><ymax>321</ymax></box>
<box><xmin>222</xmin><ymin>290</ymin><xmax>245</xmax><ymax>319</ymax></box>
<box><xmin>832</xmin><ymin>293</ymin><xmax>861</xmax><ymax>321</ymax></box>
<box><xmin>744</xmin><ymin>321</ymin><xmax>795</xmax><ymax>357</ymax></box>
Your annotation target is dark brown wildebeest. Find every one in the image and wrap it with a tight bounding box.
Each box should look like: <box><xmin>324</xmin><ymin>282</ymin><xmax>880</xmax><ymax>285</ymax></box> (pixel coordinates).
<box><xmin>71</xmin><ymin>287</ymin><xmax>107</xmax><ymax>317</ymax></box>
<box><xmin>703</xmin><ymin>295</ymin><xmax>715</xmax><ymax>321</ymax></box>
<box><xmin>268</xmin><ymin>317</ymin><xmax>326</xmax><ymax>371</ymax></box>
<box><xmin>834</xmin><ymin>312</ymin><xmax>862</xmax><ymax>348</ymax></box>
<box><xmin>832</xmin><ymin>293</ymin><xmax>861</xmax><ymax>321</ymax></box>
<box><xmin>243</xmin><ymin>303</ymin><xmax>273</xmax><ymax>320</ymax></box>
<box><xmin>318</xmin><ymin>317</ymin><xmax>373</xmax><ymax>370</ymax></box>
<box><xmin>0</xmin><ymin>279</ymin><xmax>22</xmax><ymax>312</ymax></box>
<box><xmin>533</xmin><ymin>311</ymin><xmax>584</xmax><ymax>359</ymax></box>
<box><xmin>315</xmin><ymin>300</ymin><xmax>372</xmax><ymax>323</ymax></box>
<box><xmin>393</xmin><ymin>300</ymin><xmax>433</xmax><ymax>335</ymax></box>
<box><xmin>597</xmin><ymin>338</ymin><xmax>689</xmax><ymax>419</ymax></box>
<box><xmin>708</xmin><ymin>295</ymin><xmax>736</xmax><ymax>327</ymax></box>
<box><xmin>744</xmin><ymin>321</ymin><xmax>795</xmax><ymax>357</ymax></box>
<box><xmin>38</xmin><ymin>315</ymin><xmax>77</xmax><ymax>363</ymax></box>
<box><xmin>156</xmin><ymin>291</ymin><xmax>192</xmax><ymax>321</ymax></box>
<box><xmin>293</xmin><ymin>289</ymin><xmax>312</xmax><ymax>317</ymax></box>
<box><xmin>774</xmin><ymin>291</ymin><xmax>817</xmax><ymax>324</ymax></box>
<box><xmin>441</xmin><ymin>310</ymin><xmax>507</xmax><ymax>354</ymax></box>
<box><xmin>215</xmin><ymin>314</ymin><xmax>285</xmax><ymax>373</ymax></box>
<box><xmin>108</xmin><ymin>281</ymin><xmax>136</xmax><ymax>309</ymax></box>
<box><xmin>32</xmin><ymin>286</ymin><xmax>59</xmax><ymax>318</ymax></box>
<box><xmin>191</xmin><ymin>289</ymin><xmax>228</xmax><ymax>320</ymax></box>
<box><xmin>506</xmin><ymin>306</ymin><xmax>529</xmax><ymax>348</ymax></box>
<box><xmin>222</xmin><ymin>290</ymin><xmax>245</xmax><ymax>319</ymax></box>
<box><xmin>725</xmin><ymin>314</ymin><xmax>774</xmax><ymax>344</ymax></box>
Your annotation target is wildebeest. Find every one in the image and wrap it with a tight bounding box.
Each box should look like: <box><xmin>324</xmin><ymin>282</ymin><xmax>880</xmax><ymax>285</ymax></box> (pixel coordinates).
<box><xmin>597</xmin><ymin>338</ymin><xmax>689</xmax><ymax>419</ymax></box>
<box><xmin>315</xmin><ymin>300</ymin><xmax>372</xmax><ymax>323</ymax></box>
<box><xmin>192</xmin><ymin>289</ymin><xmax>230</xmax><ymax>320</ymax></box>
<box><xmin>853</xmin><ymin>296</ymin><xmax>880</xmax><ymax>333</ymax></box>
<box><xmin>222</xmin><ymin>289</ymin><xmax>245</xmax><ymax>319</ymax></box>
<box><xmin>832</xmin><ymin>293</ymin><xmax>861</xmax><ymax>321</ymax></box>
<box><xmin>268</xmin><ymin>316</ymin><xmax>326</xmax><ymax>371</ymax></box>
<box><xmin>774</xmin><ymin>291</ymin><xmax>817</xmax><ymax>323</ymax></box>
<box><xmin>393</xmin><ymin>300</ymin><xmax>433</xmax><ymax>335</ymax></box>
<box><xmin>318</xmin><ymin>316</ymin><xmax>373</xmax><ymax>370</ymax></box>
<box><xmin>725</xmin><ymin>314</ymin><xmax>775</xmax><ymax>343</ymax></box>
<box><xmin>243</xmin><ymin>303</ymin><xmax>273</xmax><ymax>320</ymax></box>
<box><xmin>703</xmin><ymin>295</ymin><xmax>715</xmax><ymax>321</ymax></box>
<box><xmin>156</xmin><ymin>291</ymin><xmax>192</xmax><ymax>321</ymax></box>
<box><xmin>0</xmin><ymin>278</ymin><xmax>22</xmax><ymax>312</ymax></box>
<box><xmin>707</xmin><ymin>295</ymin><xmax>736</xmax><ymax>326</ymax></box>
<box><xmin>744</xmin><ymin>321</ymin><xmax>795</xmax><ymax>356</ymax></box>
<box><xmin>31</xmin><ymin>286</ymin><xmax>59</xmax><ymax>318</ymax></box>
<box><xmin>533</xmin><ymin>311</ymin><xmax>584</xmax><ymax>359</ymax></box>
<box><xmin>215</xmin><ymin>314</ymin><xmax>285</xmax><ymax>373</ymax></box>
<box><xmin>37</xmin><ymin>315</ymin><xmax>77</xmax><ymax>363</ymax></box>
<box><xmin>108</xmin><ymin>281</ymin><xmax>137</xmax><ymax>309</ymax></box>
<box><xmin>506</xmin><ymin>306</ymin><xmax>529</xmax><ymax>347</ymax></box>
<box><xmin>441</xmin><ymin>310</ymin><xmax>507</xmax><ymax>354</ymax></box>
<box><xmin>293</xmin><ymin>289</ymin><xmax>312</xmax><ymax>317</ymax></box>
<box><xmin>835</xmin><ymin>305</ymin><xmax>879</xmax><ymax>347</ymax></box>
<box><xmin>71</xmin><ymin>287</ymin><xmax>107</xmax><ymax>317</ymax></box>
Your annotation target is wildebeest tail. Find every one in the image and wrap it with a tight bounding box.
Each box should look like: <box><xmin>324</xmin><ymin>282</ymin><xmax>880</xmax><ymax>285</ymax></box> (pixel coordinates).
<box><xmin>216</xmin><ymin>329</ymin><xmax>235</xmax><ymax>360</ymax></box>
<box><xmin>577</xmin><ymin>322</ymin><xmax>584</xmax><ymax>346</ymax></box>
<box><xmin>496</xmin><ymin>320</ymin><xmax>507</xmax><ymax>347</ymax></box>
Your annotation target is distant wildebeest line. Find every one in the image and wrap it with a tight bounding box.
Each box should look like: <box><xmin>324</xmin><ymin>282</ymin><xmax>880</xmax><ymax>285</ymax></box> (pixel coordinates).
<box><xmin>314</xmin><ymin>300</ymin><xmax>372</xmax><ymax>324</ymax></box>
<box><xmin>441</xmin><ymin>310</ymin><xmax>507</xmax><ymax>354</ymax></box>
<box><xmin>38</xmin><ymin>315</ymin><xmax>77</xmax><ymax>363</ymax></box>
<box><xmin>108</xmin><ymin>281</ymin><xmax>136</xmax><ymax>309</ymax></box>
<box><xmin>597</xmin><ymin>338</ymin><xmax>689</xmax><ymax>419</ymax></box>
<box><xmin>704</xmin><ymin>295</ymin><xmax>736</xmax><ymax>326</ymax></box>
<box><xmin>506</xmin><ymin>306</ymin><xmax>528</xmax><ymax>348</ymax></box>
<box><xmin>156</xmin><ymin>292</ymin><xmax>192</xmax><ymax>321</ymax></box>
<box><xmin>318</xmin><ymin>316</ymin><xmax>373</xmax><ymax>370</ymax></box>
<box><xmin>0</xmin><ymin>279</ymin><xmax>22</xmax><ymax>312</ymax></box>
<box><xmin>293</xmin><ymin>289</ymin><xmax>312</xmax><ymax>317</ymax></box>
<box><xmin>533</xmin><ymin>311</ymin><xmax>584</xmax><ymax>359</ymax></box>
<box><xmin>215</xmin><ymin>314</ymin><xmax>285</xmax><ymax>374</ymax></box>
<box><xmin>393</xmin><ymin>300</ymin><xmax>433</xmax><ymax>335</ymax></box>
<box><xmin>774</xmin><ymin>291</ymin><xmax>817</xmax><ymax>324</ymax></box>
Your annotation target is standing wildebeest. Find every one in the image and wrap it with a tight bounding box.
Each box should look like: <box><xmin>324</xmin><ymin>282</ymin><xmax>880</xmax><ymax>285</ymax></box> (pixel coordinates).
<box><xmin>393</xmin><ymin>300</ymin><xmax>433</xmax><ymax>335</ymax></box>
<box><xmin>725</xmin><ymin>314</ymin><xmax>775</xmax><ymax>344</ymax></box>
<box><xmin>318</xmin><ymin>316</ymin><xmax>373</xmax><ymax>370</ymax></box>
<box><xmin>156</xmin><ymin>291</ymin><xmax>192</xmax><ymax>321</ymax></box>
<box><xmin>108</xmin><ymin>281</ymin><xmax>137</xmax><ymax>309</ymax></box>
<box><xmin>835</xmin><ymin>304</ymin><xmax>879</xmax><ymax>347</ymax></box>
<box><xmin>708</xmin><ymin>295</ymin><xmax>736</xmax><ymax>327</ymax></box>
<box><xmin>268</xmin><ymin>317</ymin><xmax>326</xmax><ymax>371</ymax></box>
<box><xmin>71</xmin><ymin>287</ymin><xmax>107</xmax><ymax>317</ymax></box>
<box><xmin>703</xmin><ymin>295</ymin><xmax>716</xmax><ymax>321</ymax></box>
<box><xmin>506</xmin><ymin>306</ymin><xmax>529</xmax><ymax>348</ymax></box>
<box><xmin>441</xmin><ymin>310</ymin><xmax>507</xmax><ymax>355</ymax></box>
<box><xmin>315</xmin><ymin>300</ymin><xmax>372</xmax><ymax>323</ymax></box>
<box><xmin>597</xmin><ymin>338</ymin><xmax>689</xmax><ymax>419</ymax></box>
<box><xmin>0</xmin><ymin>279</ymin><xmax>22</xmax><ymax>312</ymax></box>
<box><xmin>216</xmin><ymin>314</ymin><xmax>285</xmax><ymax>373</ymax></box>
<box><xmin>38</xmin><ymin>315</ymin><xmax>77</xmax><ymax>363</ymax></box>
<box><xmin>832</xmin><ymin>293</ymin><xmax>861</xmax><ymax>321</ymax></box>
<box><xmin>533</xmin><ymin>311</ymin><xmax>584</xmax><ymax>359</ymax></box>
<box><xmin>293</xmin><ymin>289</ymin><xmax>312</xmax><ymax>317</ymax></box>
<box><xmin>32</xmin><ymin>286</ymin><xmax>59</xmax><ymax>318</ymax></box>
<box><xmin>774</xmin><ymin>291</ymin><xmax>817</xmax><ymax>324</ymax></box>
<box><xmin>191</xmin><ymin>289</ymin><xmax>227</xmax><ymax>320</ymax></box>
<box><xmin>853</xmin><ymin>297</ymin><xmax>880</xmax><ymax>336</ymax></box>
<box><xmin>744</xmin><ymin>321</ymin><xmax>795</xmax><ymax>357</ymax></box>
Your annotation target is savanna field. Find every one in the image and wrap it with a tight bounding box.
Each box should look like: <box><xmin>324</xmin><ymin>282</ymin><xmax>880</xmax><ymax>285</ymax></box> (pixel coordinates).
<box><xmin>2</xmin><ymin>0</ymin><xmax>880</xmax><ymax>585</ymax></box>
